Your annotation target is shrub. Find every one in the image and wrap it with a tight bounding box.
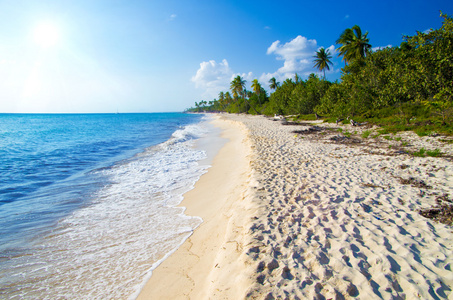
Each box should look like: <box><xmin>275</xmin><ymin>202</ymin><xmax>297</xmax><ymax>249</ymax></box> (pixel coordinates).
<box><xmin>361</xmin><ymin>130</ymin><xmax>372</xmax><ymax>138</ymax></box>
<box><xmin>426</xmin><ymin>149</ymin><xmax>442</xmax><ymax>157</ymax></box>
<box><xmin>412</xmin><ymin>148</ymin><xmax>426</xmax><ymax>157</ymax></box>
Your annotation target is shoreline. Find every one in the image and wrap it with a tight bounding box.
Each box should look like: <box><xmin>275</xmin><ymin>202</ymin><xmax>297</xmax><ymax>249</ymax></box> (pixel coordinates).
<box><xmin>136</xmin><ymin>115</ymin><xmax>256</xmax><ymax>299</ymax></box>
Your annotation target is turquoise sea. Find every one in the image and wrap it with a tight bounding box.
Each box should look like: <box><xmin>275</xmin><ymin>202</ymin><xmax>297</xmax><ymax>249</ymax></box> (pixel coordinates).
<box><xmin>0</xmin><ymin>113</ymin><xmax>219</xmax><ymax>299</ymax></box>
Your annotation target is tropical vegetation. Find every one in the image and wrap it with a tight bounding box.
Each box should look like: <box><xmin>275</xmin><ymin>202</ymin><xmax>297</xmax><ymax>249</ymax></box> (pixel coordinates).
<box><xmin>187</xmin><ymin>12</ymin><xmax>453</xmax><ymax>135</ymax></box>
<box><xmin>313</xmin><ymin>47</ymin><xmax>333</xmax><ymax>79</ymax></box>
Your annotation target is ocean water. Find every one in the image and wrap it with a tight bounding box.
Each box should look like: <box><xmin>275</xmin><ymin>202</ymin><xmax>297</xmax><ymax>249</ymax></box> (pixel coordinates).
<box><xmin>0</xmin><ymin>113</ymin><xmax>221</xmax><ymax>299</ymax></box>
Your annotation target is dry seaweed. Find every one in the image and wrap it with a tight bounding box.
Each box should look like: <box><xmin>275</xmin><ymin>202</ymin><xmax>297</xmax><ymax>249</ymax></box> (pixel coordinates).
<box><xmin>329</xmin><ymin>135</ymin><xmax>362</xmax><ymax>144</ymax></box>
<box><xmin>293</xmin><ymin>126</ymin><xmax>323</xmax><ymax>135</ymax></box>
<box><xmin>362</xmin><ymin>183</ymin><xmax>386</xmax><ymax>188</ymax></box>
<box><xmin>419</xmin><ymin>194</ymin><xmax>453</xmax><ymax>226</ymax></box>
<box><xmin>398</xmin><ymin>177</ymin><xmax>432</xmax><ymax>189</ymax></box>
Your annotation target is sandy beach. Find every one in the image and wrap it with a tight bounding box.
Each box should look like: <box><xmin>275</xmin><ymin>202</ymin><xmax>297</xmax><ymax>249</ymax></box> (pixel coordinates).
<box><xmin>138</xmin><ymin>114</ymin><xmax>453</xmax><ymax>299</ymax></box>
<box><xmin>137</xmin><ymin>116</ymin><xmax>256</xmax><ymax>299</ymax></box>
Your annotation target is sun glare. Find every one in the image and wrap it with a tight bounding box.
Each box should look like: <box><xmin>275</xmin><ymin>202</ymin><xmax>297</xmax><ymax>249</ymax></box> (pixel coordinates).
<box><xmin>33</xmin><ymin>22</ymin><xmax>60</xmax><ymax>48</ymax></box>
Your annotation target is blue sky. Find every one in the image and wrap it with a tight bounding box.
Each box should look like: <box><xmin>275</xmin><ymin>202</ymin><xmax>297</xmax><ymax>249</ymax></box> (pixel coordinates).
<box><xmin>0</xmin><ymin>0</ymin><xmax>452</xmax><ymax>113</ymax></box>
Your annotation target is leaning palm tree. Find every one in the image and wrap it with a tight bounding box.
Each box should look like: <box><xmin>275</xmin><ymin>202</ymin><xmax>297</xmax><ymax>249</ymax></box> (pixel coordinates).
<box><xmin>269</xmin><ymin>77</ymin><xmax>280</xmax><ymax>90</ymax></box>
<box><xmin>313</xmin><ymin>47</ymin><xmax>333</xmax><ymax>79</ymax></box>
<box><xmin>336</xmin><ymin>25</ymin><xmax>371</xmax><ymax>65</ymax></box>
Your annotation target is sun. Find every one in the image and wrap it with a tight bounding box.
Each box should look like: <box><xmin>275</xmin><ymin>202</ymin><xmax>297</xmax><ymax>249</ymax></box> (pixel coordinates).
<box><xmin>33</xmin><ymin>21</ymin><xmax>60</xmax><ymax>48</ymax></box>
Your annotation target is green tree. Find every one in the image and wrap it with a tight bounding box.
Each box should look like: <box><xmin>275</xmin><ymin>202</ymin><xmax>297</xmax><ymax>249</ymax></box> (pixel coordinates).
<box><xmin>230</xmin><ymin>75</ymin><xmax>246</xmax><ymax>100</ymax></box>
<box><xmin>224</xmin><ymin>91</ymin><xmax>233</xmax><ymax>105</ymax></box>
<box><xmin>268</xmin><ymin>78</ymin><xmax>296</xmax><ymax>115</ymax></box>
<box><xmin>251</xmin><ymin>79</ymin><xmax>263</xmax><ymax>107</ymax></box>
<box><xmin>315</xmin><ymin>83</ymin><xmax>349</xmax><ymax>117</ymax></box>
<box><xmin>336</xmin><ymin>25</ymin><xmax>372</xmax><ymax>65</ymax></box>
<box><xmin>404</xmin><ymin>12</ymin><xmax>453</xmax><ymax>123</ymax></box>
<box><xmin>217</xmin><ymin>92</ymin><xmax>225</xmax><ymax>109</ymax></box>
<box><xmin>291</xmin><ymin>74</ymin><xmax>331</xmax><ymax>114</ymax></box>
<box><xmin>269</xmin><ymin>77</ymin><xmax>280</xmax><ymax>90</ymax></box>
<box><xmin>251</xmin><ymin>79</ymin><xmax>262</xmax><ymax>96</ymax></box>
<box><xmin>313</xmin><ymin>47</ymin><xmax>333</xmax><ymax>79</ymax></box>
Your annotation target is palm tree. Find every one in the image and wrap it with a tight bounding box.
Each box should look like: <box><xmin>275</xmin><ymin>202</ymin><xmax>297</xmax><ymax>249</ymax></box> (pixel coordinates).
<box><xmin>251</xmin><ymin>79</ymin><xmax>262</xmax><ymax>96</ymax></box>
<box><xmin>224</xmin><ymin>92</ymin><xmax>233</xmax><ymax>105</ymax></box>
<box><xmin>218</xmin><ymin>91</ymin><xmax>225</xmax><ymax>109</ymax></box>
<box><xmin>230</xmin><ymin>75</ymin><xmax>246</xmax><ymax>100</ymax></box>
<box><xmin>251</xmin><ymin>79</ymin><xmax>263</xmax><ymax>106</ymax></box>
<box><xmin>336</xmin><ymin>25</ymin><xmax>371</xmax><ymax>65</ymax></box>
<box><xmin>269</xmin><ymin>77</ymin><xmax>280</xmax><ymax>90</ymax></box>
<box><xmin>313</xmin><ymin>47</ymin><xmax>333</xmax><ymax>79</ymax></box>
<box><xmin>294</xmin><ymin>73</ymin><xmax>301</xmax><ymax>84</ymax></box>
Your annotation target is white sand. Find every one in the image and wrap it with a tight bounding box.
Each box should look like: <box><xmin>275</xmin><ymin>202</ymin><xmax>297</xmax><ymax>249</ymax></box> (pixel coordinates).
<box><xmin>232</xmin><ymin>114</ymin><xmax>453</xmax><ymax>299</ymax></box>
<box><xmin>138</xmin><ymin>114</ymin><xmax>453</xmax><ymax>299</ymax></box>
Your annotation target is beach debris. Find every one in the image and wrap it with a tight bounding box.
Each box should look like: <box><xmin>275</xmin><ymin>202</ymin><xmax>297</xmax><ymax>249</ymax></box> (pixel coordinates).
<box><xmin>292</xmin><ymin>126</ymin><xmax>323</xmax><ymax>135</ymax></box>
<box><xmin>329</xmin><ymin>135</ymin><xmax>361</xmax><ymax>144</ymax></box>
<box><xmin>361</xmin><ymin>183</ymin><xmax>385</xmax><ymax>188</ymax></box>
<box><xmin>346</xmin><ymin>116</ymin><xmax>358</xmax><ymax>126</ymax></box>
<box><xmin>345</xmin><ymin>116</ymin><xmax>368</xmax><ymax>126</ymax></box>
<box><xmin>272</xmin><ymin>115</ymin><xmax>290</xmax><ymax>125</ymax></box>
<box><xmin>398</xmin><ymin>177</ymin><xmax>432</xmax><ymax>189</ymax></box>
<box><xmin>393</xmin><ymin>149</ymin><xmax>409</xmax><ymax>155</ymax></box>
<box><xmin>436</xmin><ymin>193</ymin><xmax>452</xmax><ymax>204</ymax></box>
<box><xmin>282</xmin><ymin>121</ymin><xmax>304</xmax><ymax>126</ymax></box>
<box><xmin>419</xmin><ymin>194</ymin><xmax>453</xmax><ymax>225</ymax></box>
<box><xmin>336</xmin><ymin>118</ymin><xmax>344</xmax><ymax>125</ymax></box>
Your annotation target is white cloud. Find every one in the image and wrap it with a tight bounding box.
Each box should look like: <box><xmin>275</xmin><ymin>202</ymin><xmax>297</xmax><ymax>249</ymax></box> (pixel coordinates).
<box><xmin>264</xmin><ymin>35</ymin><xmax>336</xmax><ymax>82</ymax></box>
<box><xmin>191</xmin><ymin>59</ymin><xmax>234</xmax><ymax>100</ymax></box>
<box><xmin>192</xmin><ymin>36</ymin><xmax>338</xmax><ymax>99</ymax></box>
<box><xmin>372</xmin><ymin>44</ymin><xmax>392</xmax><ymax>51</ymax></box>
<box><xmin>267</xmin><ymin>35</ymin><xmax>317</xmax><ymax>61</ymax></box>
<box><xmin>169</xmin><ymin>14</ymin><xmax>177</xmax><ymax>21</ymax></box>
<box><xmin>258</xmin><ymin>72</ymin><xmax>277</xmax><ymax>88</ymax></box>
<box><xmin>191</xmin><ymin>60</ymin><xmax>257</xmax><ymax>99</ymax></box>
<box><xmin>325</xmin><ymin>44</ymin><xmax>336</xmax><ymax>55</ymax></box>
